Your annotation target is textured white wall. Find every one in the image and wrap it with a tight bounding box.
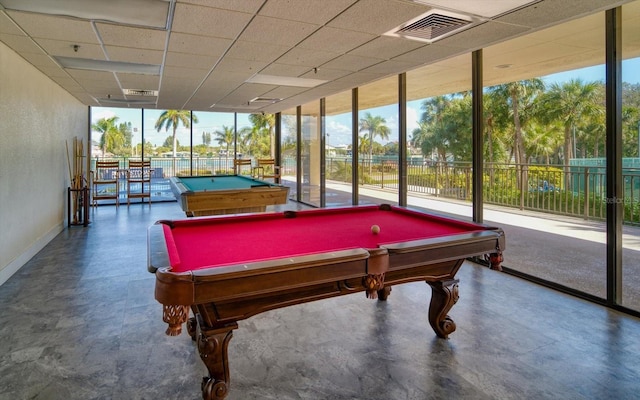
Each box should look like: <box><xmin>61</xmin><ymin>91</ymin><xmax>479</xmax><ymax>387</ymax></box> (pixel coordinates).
<box><xmin>0</xmin><ymin>41</ymin><xmax>88</xmax><ymax>285</ymax></box>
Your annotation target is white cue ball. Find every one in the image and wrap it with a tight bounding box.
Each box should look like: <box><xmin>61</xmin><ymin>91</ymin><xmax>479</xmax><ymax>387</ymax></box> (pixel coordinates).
<box><xmin>371</xmin><ymin>224</ymin><xmax>380</xmax><ymax>234</ymax></box>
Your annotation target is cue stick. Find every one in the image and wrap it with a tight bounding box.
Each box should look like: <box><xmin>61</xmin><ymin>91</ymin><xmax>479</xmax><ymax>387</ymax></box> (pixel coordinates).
<box><xmin>65</xmin><ymin>139</ymin><xmax>78</xmax><ymax>223</ymax></box>
<box><xmin>65</xmin><ymin>140</ymin><xmax>73</xmax><ymax>184</ymax></box>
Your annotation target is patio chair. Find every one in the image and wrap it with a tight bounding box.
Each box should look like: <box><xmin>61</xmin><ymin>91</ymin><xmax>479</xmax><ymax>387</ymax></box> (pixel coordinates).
<box><xmin>234</xmin><ymin>159</ymin><xmax>252</xmax><ymax>175</ymax></box>
<box><xmin>126</xmin><ymin>160</ymin><xmax>153</xmax><ymax>206</ymax></box>
<box><xmin>92</xmin><ymin>160</ymin><xmax>121</xmax><ymax>207</ymax></box>
<box><xmin>252</xmin><ymin>159</ymin><xmax>281</xmax><ymax>183</ymax></box>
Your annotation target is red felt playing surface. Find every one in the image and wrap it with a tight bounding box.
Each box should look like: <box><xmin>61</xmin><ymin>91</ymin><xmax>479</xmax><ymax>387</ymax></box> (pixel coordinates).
<box><xmin>163</xmin><ymin>206</ymin><xmax>485</xmax><ymax>273</ymax></box>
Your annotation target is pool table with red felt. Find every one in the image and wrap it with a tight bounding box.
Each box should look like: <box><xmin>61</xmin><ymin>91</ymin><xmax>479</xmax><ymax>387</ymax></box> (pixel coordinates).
<box><xmin>147</xmin><ymin>204</ymin><xmax>505</xmax><ymax>400</ymax></box>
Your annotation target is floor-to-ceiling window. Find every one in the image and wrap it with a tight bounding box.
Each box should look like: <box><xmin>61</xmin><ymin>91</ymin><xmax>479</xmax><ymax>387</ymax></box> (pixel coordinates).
<box><xmin>405</xmin><ymin>54</ymin><xmax>473</xmax><ymax>218</ymax></box>
<box><xmin>280</xmin><ymin>107</ymin><xmax>298</xmax><ymax>199</ymax></box>
<box><xmin>191</xmin><ymin>111</ymin><xmax>235</xmax><ymax>175</ymax></box>
<box><xmin>90</xmin><ymin>107</ymin><xmax>143</xmax><ymax>203</ymax></box>
<box><xmin>622</xmin><ymin>0</ymin><xmax>640</xmax><ymax>311</ymax></box>
<box><xmin>325</xmin><ymin>90</ymin><xmax>353</xmax><ymax>207</ymax></box>
<box><xmin>357</xmin><ymin>76</ymin><xmax>399</xmax><ymax>205</ymax></box>
<box><xmin>300</xmin><ymin>101</ymin><xmax>321</xmax><ymax>206</ymax></box>
<box><xmin>482</xmin><ymin>10</ymin><xmax>609</xmax><ymax>299</ymax></box>
<box><xmin>144</xmin><ymin>109</ymin><xmax>192</xmax><ymax>176</ymax></box>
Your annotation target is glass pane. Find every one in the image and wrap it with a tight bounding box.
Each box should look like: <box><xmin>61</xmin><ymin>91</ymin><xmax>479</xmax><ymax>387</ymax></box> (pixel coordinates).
<box><xmin>301</xmin><ymin>101</ymin><xmax>321</xmax><ymax>206</ymax></box>
<box><xmin>146</xmin><ymin>109</ymin><xmax>192</xmax><ymax>178</ymax></box>
<box><xmin>90</xmin><ymin>106</ymin><xmax>141</xmax><ymax>204</ymax></box>
<box><xmin>191</xmin><ymin>111</ymin><xmax>235</xmax><ymax>175</ymax></box>
<box><xmin>325</xmin><ymin>90</ymin><xmax>353</xmax><ymax>206</ymax></box>
<box><xmin>483</xmin><ymin>11</ymin><xmax>607</xmax><ymax>297</ymax></box>
<box><xmin>358</xmin><ymin>76</ymin><xmax>399</xmax><ymax>206</ymax></box>
<box><xmin>406</xmin><ymin>54</ymin><xmax>472</xmax><ymax>219</ymax></box>
<box><xmin>281</xmin><ymin>108</ymin><xmax>297</xmax><ymax>199</ymax></box>
<box><xmin>622</xmin><ymin>0</ymin><xmax>640</xmax><ymax>311</ymax></box>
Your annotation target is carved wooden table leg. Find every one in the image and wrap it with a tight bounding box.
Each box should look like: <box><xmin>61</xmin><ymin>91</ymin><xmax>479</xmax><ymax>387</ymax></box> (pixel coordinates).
<box><xmin>187</xmin><ymin>317</ymin><xmax>197</xmax><ymax>341</ymax></box>
<box><xmin>196</xmin><ymin>315</ymin><xmax>238</xmax><ymax>400</ymax></box>
<box><xmin>426</xmin><ymin>279</ymin><xmax>459</xmax><ymax>339</ymax></box>
<box><xmin>377</xmin><ymin>286</ymin><xmax>392</xmax><ymax>301</ymax></box>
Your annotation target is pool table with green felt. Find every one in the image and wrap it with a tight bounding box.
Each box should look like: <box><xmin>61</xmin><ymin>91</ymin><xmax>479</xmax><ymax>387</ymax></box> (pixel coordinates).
<box><xmin>169</xmin><ymin>174</ymin><xmax>290</xmax><ymax>217</ymax></box>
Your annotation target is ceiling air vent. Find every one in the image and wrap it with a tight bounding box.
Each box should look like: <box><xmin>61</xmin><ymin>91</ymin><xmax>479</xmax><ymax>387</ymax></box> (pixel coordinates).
<box><xmin>385</xmin><ymin>9</ymin><xmax>482</xmax><ymax>43</ymax></box>
<box><xmin>123</xmin><ymin>88</ymin><xmax>158</xmax><ymax>97</ymax></box>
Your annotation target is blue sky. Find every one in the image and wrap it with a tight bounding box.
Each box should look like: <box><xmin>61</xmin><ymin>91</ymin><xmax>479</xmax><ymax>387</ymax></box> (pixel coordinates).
<box><xmin>92</xmin><ymin>58</ymin><xmax>640</xmax><ymax>149</ymax></box>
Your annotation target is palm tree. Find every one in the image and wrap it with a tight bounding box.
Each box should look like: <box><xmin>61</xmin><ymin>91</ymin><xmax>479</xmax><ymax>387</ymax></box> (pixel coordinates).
<box><xmin>249</xmin><ymin>113</ymin><xmax>276</xmax><ymax>157</ymax></box>
<box><xmin>214</xmin><ymin>125</ymin><xmax>235</xmax><ymax>157</ymax></box>
<box><xmin>540</xmin><ymin>79</ymin><xmax>602</xmax><ymax>169</ymax></box>
<box><xmin>154</xmin><ymin>110</ymin><xmax>198</xmax><ymax>157</ymax></box>
<box><xmin>488</xmin><ymin>79</ymin><xmax>545</xmax><ymax>194</ymax></box>
<box><xmin>488</xmin><ymin>79</ymin><xmax>545</xmax><ymax>166</ymax></box>
<box><xmin>524</xmin><ymin>121</ymin><xmax>561</xmax><ymax>164</ymax></box>
<box><xmin>413</xmin><ymin>95</ymin><xmax>454</xmax><ymax>163</ymax></box>
<box><xmin>92</xmin><ymin>116</ymin><xmax>118</xmax><ymax>157</ymax></box>
<box><xmin>359</xmin><ymin>112</ymin><xmax>390</xmax><ymax>175</ymax></box>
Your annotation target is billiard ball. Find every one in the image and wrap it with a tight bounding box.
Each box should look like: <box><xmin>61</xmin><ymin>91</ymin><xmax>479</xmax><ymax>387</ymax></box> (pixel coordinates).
<box><xmin>371</xmin><ymin>224</ymin><xmax>380</xmax><ymax>234</ymax></box>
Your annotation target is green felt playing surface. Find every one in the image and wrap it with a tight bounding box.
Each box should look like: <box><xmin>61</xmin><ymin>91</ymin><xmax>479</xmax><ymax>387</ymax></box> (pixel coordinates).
<box><xmin>176</xmin><ymin>175</ymin><xmax>270</xmax><ymax>191</ymax></box>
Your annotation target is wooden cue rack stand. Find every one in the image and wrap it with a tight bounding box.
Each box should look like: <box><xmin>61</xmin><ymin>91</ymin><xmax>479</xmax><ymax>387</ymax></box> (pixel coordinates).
<box><xmin>67</xmin><ymin>136</ymin><xmax>90</xmax><ymax>227</ymax></box>
<box><xmin>68</xmin><ymin>186</ymin><xmax>89</xmax><ymax>227</ymax></box>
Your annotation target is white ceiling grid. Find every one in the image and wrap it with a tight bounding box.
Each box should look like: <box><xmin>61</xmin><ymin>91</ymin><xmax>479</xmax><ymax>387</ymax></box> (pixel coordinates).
<box><xmin>0</xmin><ymin>0</ymin><xmax>635</xmax><ymax>113</ymax></box>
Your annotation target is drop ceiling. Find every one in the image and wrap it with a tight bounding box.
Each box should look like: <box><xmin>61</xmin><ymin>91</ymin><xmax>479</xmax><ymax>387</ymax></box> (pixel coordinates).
<box><xmin>0</xmin><ymin>0</ymin><xmax>636</xmax><ymax>114</ymax></box>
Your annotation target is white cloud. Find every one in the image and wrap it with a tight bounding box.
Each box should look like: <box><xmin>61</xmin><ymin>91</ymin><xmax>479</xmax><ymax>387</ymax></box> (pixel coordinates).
<box><xmin>407</xmin><ymin>106</ymin><xmax>420</xmax><ymax>136</ymax></box>
<box><xmin>91</xmin><ymin>109</ymin><xmax>116</xmax><ymax>121</ymax></box>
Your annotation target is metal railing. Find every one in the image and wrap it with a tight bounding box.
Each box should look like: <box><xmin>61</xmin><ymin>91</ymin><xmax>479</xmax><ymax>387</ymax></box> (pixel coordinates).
<box><xmin>325</xmin><ymin>157</ymin><xmax>640</xmax><ymax>224</ymax></box>
<box><xmin>91</xmin><ymin>156</ymin><xmax>640</xmax><ymax>224</ymax></box>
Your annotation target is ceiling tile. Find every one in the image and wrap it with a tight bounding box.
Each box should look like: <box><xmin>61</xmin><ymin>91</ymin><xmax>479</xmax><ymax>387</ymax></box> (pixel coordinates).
<box><xmin>167</xmin><ymin>32</ymin><xmax>232</xmax><ymax>57</ymax></box>
<box><xmin>348</xmin><ymin>36</ymin><xmax>426</xmax><ymax>60</ymax></box>
<box><xmin>217</xmin><ymin>83</ymin><xmax>278</xmax><ymax>106</ymax></box>
<box><xmin>392</xmin><ymin>42</ymin><xmax>467</xmax><ymax>64</ymax></box>
<box><xmin>33</xmin><ymin>38</ymin><xmax>104</xmax><ymax>59</ymax></box>
<box><xmin>259</xmin><ymin>0</ymin><xmax>357</xmax><ymax>24</ymax></box>
<box><xmin>0</xmin><ymin>33</ymin><xmax>43</xmax><ymax>54</ymax></box>
<box><xmin>19</xmin><ymin>52</ymin><xmax>63</xmax><ymax>70</ymax></box>
<box><xmin>262</xmin><ymin>85</ymin><xmax>310</xmax><ymax>99</ymax></box>
<box><xmin>171</xmin><ymin>2</ymin><xmax>253</xmax><ymax>38</ymax></box>
<box><xmin>298</xmin><ymin>26</ymin><xmax>375</xmax><ymax>53</ymax></box>
<box><xmin>214</xmin><ymin>57</ymin><xmax>268</xmax><ymax>74</ymax></box>
<box><xmin>161</xmin><ymin>65</ymin><xmax>209</xmax><ymax>80</ymax></box>
<box><xmin>260</xmin><ymin>63</ymin><xmax>313</xmax><ymax>77</ymax></box>
<box><xmin>238</xmin><ymin>15</ymin><xmax>319</xmax><ymax>46</ymax></box>
<box><xmin>117</xmin><ymin>73</ymin><xmax>160</xmax><ymax>90</ymax></box>
<box><xmin>0</xmin><ymin>12</ymin><xmax>23</xmax><ymax>35</ymax></box>
<box><xmin>5</xmin><ymin>11</ymin><xmax>96</xmax><ymax>41</ymax></box>
<box><xmin>96</xmin><ymin>23</ymin><xmax>167</xmax><ymax>50</ymax></box>
<box><xmin>178</xmin><ymin>0</ymin><xmax>264</xmax><ymax>14</ymax></box>
<box><xmin>417</xmin><ymin>0</ymin><xmax>538</xmax><ymax>18</ymax></box>
<box><xmin>496</xmin><ymin>0</ymin><xmax>624</xmax><ymax>29</ymax></box>
<box><xmin>225</xmin><ymin>40</ymin><xmax>290</xmax><ymax>63</ymax></box>
<box><xmin>33</xmin><ymin>63</ymin><xmax>69</xmax><ymax>78</ymax></box>
<box><xmin>66</xmin><ymin>69</ymin><xmax>117</xmax><ymax>82</ymax></box>
<box><xmin>320</xmin><ymin>53</ymin><xmax>382</xmax><ymax>72</ymax></box>
<box><xmin>328</xmin><ymin>0</ymin><xmax>430</xmax><ymax>34</ymax></box>
<box><xmin>275</xmin><ymin>47</ymin><xmax>340</xmax><ymax>68</ymax></box>
<box><xmin>435</xmin><ymin>21</ymin><xmax>531</xmax><ymax>51</ymax></box>
<box><xmin>359</xmin><ymin>59</ymin><xmax>416</xmax><ymax>75</ymax></box>
<box><xmin>106</xmin><ymin>46</ymin><xmax>165</xmax><ymax>64</ymax></box>
<box><xmin>299</xmin><ymin>67</ymin><xmax>351</xmax><ymax>81</ymax></box>
<box><xmin>165</xmin><ymin>51</ymin><xmax>217</xmax><ymax>69</ymax></box>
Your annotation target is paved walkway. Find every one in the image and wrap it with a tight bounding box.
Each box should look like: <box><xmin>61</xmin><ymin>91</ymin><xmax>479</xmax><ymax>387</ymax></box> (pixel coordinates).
<box><xmin>314</xmin><ymin>181</ymin><xmax>640</xmax><ymax>310</ymax></box>
<box><xmin>325</xmin><ymin>182</ymin><xmax>640</xmax><ymax>250</ymax></box>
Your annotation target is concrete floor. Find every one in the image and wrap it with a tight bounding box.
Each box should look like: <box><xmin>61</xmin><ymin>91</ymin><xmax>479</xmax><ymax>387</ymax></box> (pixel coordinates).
<box><xmin>1</xmin><ymin>201</ymin><xmax>640</xmax><ymax>400</ymax></box>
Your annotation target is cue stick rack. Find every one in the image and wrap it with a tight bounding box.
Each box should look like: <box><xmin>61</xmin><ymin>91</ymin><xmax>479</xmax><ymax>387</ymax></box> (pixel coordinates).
<box><xmin>66</xmin><ymin>136</ymin><xmax>89</xmax><ymax>226</ymax></box>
